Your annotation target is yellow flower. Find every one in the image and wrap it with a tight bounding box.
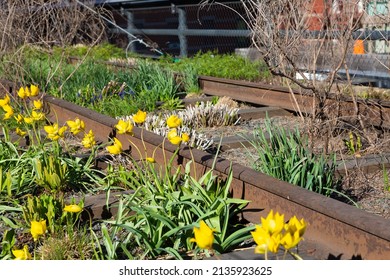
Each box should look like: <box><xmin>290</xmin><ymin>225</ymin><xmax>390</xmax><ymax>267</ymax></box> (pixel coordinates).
<box><xmin>12</xmin><ymin>245</ymin><xmax>32</xmax><ymax>260</ymax></box>
<box><xmin>261</xmin><ymin>209</ymin><xmax>284</xmax><ymax>235</ymax></box>
<box><xmin>146</xmin><ymin>157</ymin><xmax>155</xmax><ymax>163</ymax></box>
<box><xmin>58</xmin><ymin>126</ymin><xmax>67</xmax><ymax>138</ymax></box>
<box><xmin>167</xmin><ymin>128</ymin><xmax>178</xmax><ymax>140</ymax></box>
<box><xmin>31</xmin><ymin>110</ymin><xmax>45</xmax><ymax>121</ymax></box>
<box><xmin>44</xmin><ymin>123</ymin><xmax>67</xmax><ymax>141</ymax></box>
<box><xmin>15</xmin><ymin>127</ymin><xmax>27</xmax><ymax>137</ymax></box>
<box><xmin>251</xmin><ymin>225</ymin><xmax>281</xmax><ymax>254</ymax></box>
<box><xmin>30</xmin><ymin>220</ymin><xmax>47</xmax><ymax>241</ymax></box>
<box><xmin>24</xmin><ymin>117</ymin><xmax>34</xmax><ymax>124</ymax></box>
<box><xmin>265</xmin><ymin>233</ymin><xmax>281</xmax><ymax>254</ymax></box>
<box><xmin>284</xmin><ymin>216</ymin><xmax>307</xmax><ymax>238</ymax></box>
<box><xmin>2</xmin><ymin>104</ymin><xmax>14</xmax><ymax>120</ymax></box>
<box><xmin>24</xmin><ymin>87</ymin><xmax>31</xmax><ymax>97</ymax></box>
<box><xmin>280</xmin><ymin>230</ymin><xmax>302</xmax><ymax>250</ymax></box>
<box><xmin>66</xmin><ymin>117</ymin><xmax>85</xmax><ymax>135</ymax></box>
<box><xmin>63</xmin><ymin>204</ymin><xmax>83</xmax><ymax>213</ymax></box>
<box><xmin>132</xmin><ymin>110</ymin><xmax>147</xmax><ymax>124</ymax></box>
<box><xmin>115</xmin><ymin>119</ymin><xmax>134</xmax><ymax>135</ymax></box>
<box><xmin>14</xmin><ymin>114</ymin><xmax>23</xmax><ymax>124</ymax></box>
<box><xmin>169</xmin><ymin>136</ymin><xmax>182</xmax><ymax>145</ymax></box>
<box><xmin>166</xmin><ymin>115</ymin><xmax>182</xmax><ymax>128</ymax></box>
<box><xmin>190</xmin><ymin>220</ymin><xmax>215</xmax><ymax>250</ymax></box>
<box><xmin>81</xmin><ymin>130</ymin><xmax>96</xmax><ymax>149</ymax></box>
<box><xmin>251</xmin><ymin>225</ymin><xmax>268</xmax><ymax>251</ymax></box>
<box><xmin>106</xmin><ymin>137</ymin><xmax>123</xmax><ymax>155</ymax></box>
<box><xmin>181</xmin><ymin>133</ymin><xmax>190</xmax><ymax>143</ymax></box>
<box><xmin>30</xmin><ymin>85</ymin><xmax>39</xmax><ymax>97</ymax></box>
<box><xmin>254</xmin><ymin>243</ymin><xmax>268</xmax><ymax>255</ymax></box>
<box><xmin>33</xmin><ymin>100</ymin><xmax>43</xmax><ymax>110</ymax></box>
<box><xmin>17</xmin><ymin>87</ymin><xmax>27</xmax><ymax>99</ymax></box>
<box><xmin>167</xmin><ymin>129</ymin><xmax>182</xmax><ymax>145</ymax></box>
<box><xmin>0</xmin><ymin>94</ymin><xmax>10</xmax><ymax>107</ymax></box>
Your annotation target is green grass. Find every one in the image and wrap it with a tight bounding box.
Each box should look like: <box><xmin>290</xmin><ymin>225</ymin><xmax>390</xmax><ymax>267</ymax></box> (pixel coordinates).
<box><xmin>0</xmin><ymin>44</ymin><xmax>272</xmax><ymax>118</ymax></box>
<box><xmin>157</xmin><ymin>51</ymin><xmax>271</xmax><ymax>82</ymax></box>
<box><xmin>244</xmin><ymin>117</ymin><xmax>355</xmax><ymax>205</ymax></box>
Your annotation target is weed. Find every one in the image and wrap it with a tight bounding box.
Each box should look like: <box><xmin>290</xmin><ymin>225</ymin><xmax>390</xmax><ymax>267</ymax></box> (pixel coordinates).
<box><xmin>343</xmin><ymin>131</ymin><xmax>362</xmax><ymax>157</ymax></box>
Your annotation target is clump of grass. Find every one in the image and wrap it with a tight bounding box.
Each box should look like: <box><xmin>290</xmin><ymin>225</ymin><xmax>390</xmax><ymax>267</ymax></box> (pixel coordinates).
<box><xmin>244</xmin><ymin>117</ymin><xmax>352</xmax><ymax>202</ymax></box>
<box><xmin>36</xmin><ymin>231</ymin><xmax>94</xmax><ymax>260</ymax></box>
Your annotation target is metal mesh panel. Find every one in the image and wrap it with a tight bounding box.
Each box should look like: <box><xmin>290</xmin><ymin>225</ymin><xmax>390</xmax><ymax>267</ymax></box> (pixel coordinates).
<box><xmin>107</xmin><ymin>1</ymin><xmax>250</xmax><ymax>57</ymax></box>
<box><xmin>184</xmin><ymin>3</ymin><xmax>246</xmax><ymax>30</ymax></box>
<box><xmin>105</xmin><ymin>0</ymin><xmax>390</xmax><ymax>87</ymax></box>
<box><xmin>343</xmin><ymin>0</ymin><xmax>390</xmax><ymax>87</ymax></box>
<box><xmin>133</xmin><ymin>7</ymin><xmax>178</xmax><ymax>29</ymax></box>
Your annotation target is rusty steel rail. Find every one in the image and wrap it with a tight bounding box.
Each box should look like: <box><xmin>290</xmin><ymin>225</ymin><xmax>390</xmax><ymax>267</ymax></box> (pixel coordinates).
<box><xmin>199</xmin><ymin>75</ymin><xmax>390</xmax><ymax>129</ymax></box>
<box><xmin>2</xmin><ymin>78</ymin><xmax>390</xmax><ymax>259</ymax></box>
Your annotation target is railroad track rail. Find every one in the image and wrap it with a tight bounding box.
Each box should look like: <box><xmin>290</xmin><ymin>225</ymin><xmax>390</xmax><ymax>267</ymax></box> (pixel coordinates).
<box><xmin>199</xmin><ymin>75</ymin><xmax>390</xmax><ymax>129</ymax></box>
<box><xmin>1</xmin><ymin>75</ymin><xmax>390</xmax><ymax>260</ymax></box>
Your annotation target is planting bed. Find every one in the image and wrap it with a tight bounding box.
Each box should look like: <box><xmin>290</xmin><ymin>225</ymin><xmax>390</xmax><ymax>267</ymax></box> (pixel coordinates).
<box><xmin>43</xmin><ymin>94</ymin><xmax>390</xmax><ymax>259</ymax></box>
<box><xmin>1</xmin><ymin>67</ymin><xmax>390</xmax><ymax>260</ymax></box>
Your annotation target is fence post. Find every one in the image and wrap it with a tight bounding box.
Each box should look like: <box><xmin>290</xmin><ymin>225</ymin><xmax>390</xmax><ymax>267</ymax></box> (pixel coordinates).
<box><xmin>125</xmin><ymin>10</ymin><xmax>137</xmax><ymax>53</ymax></box>
<box><xmin>178</xmin><ymin>7</ymin><xmax>188</xmax><ymax>57</ymax></box>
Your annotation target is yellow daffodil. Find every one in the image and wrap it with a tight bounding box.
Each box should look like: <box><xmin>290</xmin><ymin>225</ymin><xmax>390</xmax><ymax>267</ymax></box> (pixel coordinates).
<box><xmin>30</xmin><ymin>85</ymin><xmax>39</xmax><ymax>97</ymax></box>
<box><xmin>0</xmin><ymin>94</ymin><xmax>10</xmax><ymax>107</ymax></box>
<box><xmin>2</xmin><ymin>104</ymin><xmax>14</xmax><ymax>120</ymax></box>
<box><xmin>33</xmin><ymin>100</ymin><xmax>43</xmax><ymax>110</ymax></box>
<box><xmin>23</xmin><ymin>117</ymin><xmax>34</xmax><ymax>124</ymax></box>
<box><xmin>30</xmin><ymin>220</ymin><xmax>47</xmax><ymax>241</ymax></box>
<box><xmin>66</xmin><ymin>117</ymin><xmax>85</xmax><ymax>135</ymax></box>
<box><xmin>169</xmin><ymin>136</ymin><xmax>182</xmax><ymax>145</ymax></box>
<box><xmin>31</xmin><ymin>110</ymin><xmax>45</xmax><ymax>121</ymax></box>
<box><xmin>284</xmin><ymin>215</ymin><xmax>307</xmax><ymax>238</ymax></box>
<box><xmin>12</xmin><ymin>245</ymin><xmax>32</xmax><ymax>260</ymax></box>
<box><xmin>15</xmin><ymin>127</ymin><xmax>27</xmax><ymax>137</ymax></box>
<box><xmin>106</xmin><ymin>137</ymin><xmax>122</xmax><ymax>155</ymax></box>
<box><xmin>44</xmin><ymin>123</ymin><xmax>67</xmax><ymax>141</ymax></box>
<box><xmin>146</xmin><ymin>157</ymin><xmax>155</xmax><ymax>163</ymax></box>
<box><xmin>132</xmin><ymin>110</ymin><xmax>147</xmax><ymax>124</ymax></box>
<box><xmin>17</xmin><ymin>87</ymin><xmax>27</xmax><ymax>99</ymax></box>
<box><xmin>115</xmin><ymin>119</ymin><xmax>134</xmax><ymax>135</ymax></box>
<box><xmin>261</xmin><ymin>209</ymin><xmax>285</xmax><ymax>235</ymax></box>
<box><xmin>14</xmin><ymin>114</ymin><xmax>23</xmax><ymax>124</ymax></box>
<box><xmin>190</xmin><ymin>220</ymin><xmax>215</xmax><ymax>250</ymax></box>
<box><xmin>63</xmin><ymin>204</ymin><xmax>83</xmax><ymax>213</ymax></box>
<box><xmin>81</xmin><ymin>130</ymin><xmax>96</xmax><ymax>149</ymax></box>
<box><xmin>166</xmin><ymin>115</ymin><xmax>182</xmax><ymax>128</ymax></box>
<box><xmin>181</xmin><ymin>132</ymin><xmax>190</xmax><ymax>143</ymax></box>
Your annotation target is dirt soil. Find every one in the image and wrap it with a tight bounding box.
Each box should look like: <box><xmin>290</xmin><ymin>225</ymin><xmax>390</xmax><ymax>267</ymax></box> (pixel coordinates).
<box><xmin>197</xmin><ymin>115</ymin><xmax>390</xmax><ymax>219</ymax></box>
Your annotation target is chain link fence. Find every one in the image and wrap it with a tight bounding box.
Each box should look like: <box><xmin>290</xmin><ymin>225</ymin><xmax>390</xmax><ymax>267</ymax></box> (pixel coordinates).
<box><xmin>106</xmin><ymin>1</ymin><xmax>250</xmax><ymax>57</ymax></box>
<box><xmin>348</xmin><ymin>0</ymin><xmax>390</xmax><ymax>87</ymax></box>
<box><xmin>102</xmin><ymin>0</ymin><xmax>390</xmax><ymax>87</ymax></box>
